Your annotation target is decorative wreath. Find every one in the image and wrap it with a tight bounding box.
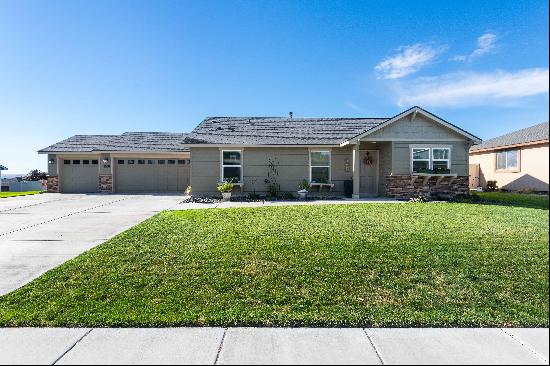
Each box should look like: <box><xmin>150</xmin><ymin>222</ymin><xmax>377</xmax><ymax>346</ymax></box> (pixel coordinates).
<box><xmin>363</xmin><ymin>152</ymin><xmax>374</xmax><ymax>166</ymax></box>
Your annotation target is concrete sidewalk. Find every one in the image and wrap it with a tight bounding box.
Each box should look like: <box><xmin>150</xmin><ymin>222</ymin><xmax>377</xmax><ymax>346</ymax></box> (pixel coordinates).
<box><xmin>0</xmin><ymin>327</ymin><xmax>547</xmax><ymax>365</ymax></box>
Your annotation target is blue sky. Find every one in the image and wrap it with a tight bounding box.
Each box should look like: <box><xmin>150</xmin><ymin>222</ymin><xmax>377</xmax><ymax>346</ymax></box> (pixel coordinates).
<box><xmin>0</xmin><ymin>0</ymin><xmax>548</xmax><ymax>173</ymax></box>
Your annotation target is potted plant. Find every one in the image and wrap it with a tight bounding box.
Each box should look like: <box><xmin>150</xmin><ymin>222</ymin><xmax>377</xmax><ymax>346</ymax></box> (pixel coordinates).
<box><xmin>217</xmin><ymin>181</ymin><xmax>234</xmax><ymax>201</ymax></box>
<box><xmin>297</xmin><ymin>179</ymin><xmax>310</xmax><ymax>200</ymax></box>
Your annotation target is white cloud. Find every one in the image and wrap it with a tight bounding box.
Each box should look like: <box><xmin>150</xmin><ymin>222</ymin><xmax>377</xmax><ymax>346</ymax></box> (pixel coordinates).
<box><xmin>375</xmin><ymin>43</ymin><xmax>445</xmax><ymax>79</ymax></box>
<box><xmin>395</xmin><ymin>68</ymin><xmax>549</xmax><ymax>107</ymax></box>
<box><xmin>453</xmin><ymin>33</ymin><xmax>498</xmax><ymax>62</ymax></box>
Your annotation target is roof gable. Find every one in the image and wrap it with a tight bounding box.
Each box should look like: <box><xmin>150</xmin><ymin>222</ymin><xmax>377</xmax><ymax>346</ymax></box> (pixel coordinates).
<box><xmin>470</xmin><ymin>121</ymin><xmax>549</xmax><ymax>152</ymax></box>
<box><xmin>344</xmin><ymin>106</ymin><xmax>481</xmax><ymax>144</ymax></box>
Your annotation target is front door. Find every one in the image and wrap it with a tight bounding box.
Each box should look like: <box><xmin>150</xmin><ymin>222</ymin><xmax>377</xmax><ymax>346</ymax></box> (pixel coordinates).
<box><xmin>360</xmin><ymin>150</ymin><xmax>379</xmax><ymax>196</ymax></box>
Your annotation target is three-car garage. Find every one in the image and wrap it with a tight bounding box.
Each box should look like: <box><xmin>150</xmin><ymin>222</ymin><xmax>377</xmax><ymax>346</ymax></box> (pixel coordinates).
<box><xmin>55</xmin><ymin>155</ymin><xmax>190</xmax><ymax>193</ymax></box>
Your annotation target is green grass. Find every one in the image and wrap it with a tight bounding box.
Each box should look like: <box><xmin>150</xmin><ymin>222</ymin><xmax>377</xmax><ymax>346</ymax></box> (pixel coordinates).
<box><xmin>0</xmin><ymin>203</ymin><xmax>547</xmax><ymax>327</ymax></box>
<box><xmin>471</xmin><ymin>191</ymin><xmax>549</xmax><ymax>210</ymax></box>
<box><xmin>0</xmin><ymin>191</ymin><xmax>43</xmax><ymax>198</ymax></box>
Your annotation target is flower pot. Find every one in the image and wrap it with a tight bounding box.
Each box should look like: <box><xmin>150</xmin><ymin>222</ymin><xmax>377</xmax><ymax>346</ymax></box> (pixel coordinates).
<box><xmin>297</xmin><ymin>190</ymin><xmax>307</xmax><ymax>200</ymax></box>
<box><xmin>222</xmin><ymin>192</ymin><xmax>232</xmax><ymax>202</ymax></box>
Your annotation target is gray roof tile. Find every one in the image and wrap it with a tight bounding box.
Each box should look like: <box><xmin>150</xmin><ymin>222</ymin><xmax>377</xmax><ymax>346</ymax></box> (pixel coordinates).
<box><xmin>470</xmin><ymin>122</ymin><xmax>549</xmax><ymax>151</ymax></box>
<box><xmin>38</xmin><ymin>132</ymin><xmax>190</xmax><ymax>153</ymax></box>
<box><xmin>186</xmin><ymin>117</ymin><xmax>388</xmax><ymax>145</ymax></box>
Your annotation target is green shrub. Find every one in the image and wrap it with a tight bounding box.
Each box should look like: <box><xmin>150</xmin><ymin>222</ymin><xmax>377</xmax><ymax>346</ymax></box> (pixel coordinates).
<box><xmin>217</xmin><ymin>181</ymin><xmax>234</xmax><ymax>193</ymax></box>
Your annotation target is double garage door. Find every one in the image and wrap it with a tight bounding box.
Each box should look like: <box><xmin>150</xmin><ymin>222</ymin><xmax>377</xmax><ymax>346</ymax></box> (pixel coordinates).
<box><xmin>115</xmin><ymin>158</ymin><xmax>190</xmax><ymax>193</ymax></box>
<box><xmin>61</xmin><ymin>158</ymin><xmax>99</xmax><ymax>193</ymax></box>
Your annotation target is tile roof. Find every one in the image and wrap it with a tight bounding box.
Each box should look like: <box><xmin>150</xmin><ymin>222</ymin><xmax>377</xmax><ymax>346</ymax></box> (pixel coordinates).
<box><xmin>38</xmin><ymin>132</ymin><xmax>190</xmax><ymax>153</ymax></box>
<box><xmin>470</xmin><ymin>122</ymin><xmax>549</xmax><ymax>152</ymax></box>
<box><xmin>186</xmin><ymin>117</ymin><xmax>388</xmax><ymax>145</ymax></box>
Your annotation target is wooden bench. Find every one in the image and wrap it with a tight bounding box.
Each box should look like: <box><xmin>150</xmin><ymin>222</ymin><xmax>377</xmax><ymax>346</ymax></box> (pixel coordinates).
<box><xmin>309</xmin><ymin>182</ymin><xmax>335</xmax><ymax>192</ymax></box>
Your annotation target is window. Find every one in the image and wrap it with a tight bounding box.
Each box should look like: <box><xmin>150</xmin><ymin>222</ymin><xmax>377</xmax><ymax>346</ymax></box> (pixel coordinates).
<box><xmin>221</xmin><ymin>150</ymin><xmax>242</xmax><ymax>182</ymax></box>
<box><xmin>411</xmin><ymin>147</ymin><xmax>451</xmax><ymax>173</ymax></box>
<box><xmin>496</xmin><ymin>150</ymin><xmax>519</xmax><ymax>171</ymax></box>
<box><xmin>177</xmin><ymin>160</ymin><xmax>185</xmax><ymax>165</ymax></box>
<box><xmin>82</xmin><ymin>159</ymin><xmax>90</xmax><ymax>165</ymax></box>
<box><xmin>158</xmin><ymin>159</ymin><xmax>165</xmax><ymax>164</ymax></box>
<box><xmin>412</xmin><ymin>148</ymin><xmax>430</xmax><ymax>172</ymax></box>
<box><xmin>168</xmin><ymin>159</ymin><xmax>176</xmax><ymax>165</ymax></box>
<box><xmin>64</xmin><ymin>160</ymin><xmax>70</xmax><ymax>165</ymax></box>
<box><xmin>72</xmin><ymin>160</ymin><xmax>80</xmax><ymax>165</ymax></box>
<box><xmin>432</xmin><ymin>148</ymin><xmax>450</xmax><ymax>171</ymax></box>
<box><xmin>138</xmin><ymin>159</ymin><xmax>145</xmax><ymax>165</ymax></box>
<box><xmin>118</xmin><ymin>160</ymin><xmax>125</xmax><ymax>164</ymax></box>
<box><xmin>128</xmin><ymin>159</ymin><xmax>135</xmax><ymax>165</ymax></box>
<box><xmin>148</xmin><ymin>160</ymin><xmax>155</xmax><ymax>165</ymax></box>
<box><xmin>310</xmin><ymin>151</ymin><xmax>331</xmax><ymax>183</ymax></box>
<box><xmin>91</xmin><ymin>160</ymin><xmax>98</xmax><ymax>165</ymax></box>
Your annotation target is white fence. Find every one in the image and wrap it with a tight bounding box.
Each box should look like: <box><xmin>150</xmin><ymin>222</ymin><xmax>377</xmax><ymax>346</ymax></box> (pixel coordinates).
<box><xmin>8</xmin><ymin>180</ymin><xmax>45</xmax><ymax>192</ymax></box>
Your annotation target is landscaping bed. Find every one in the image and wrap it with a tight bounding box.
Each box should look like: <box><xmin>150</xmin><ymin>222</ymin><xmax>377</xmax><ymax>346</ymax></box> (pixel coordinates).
<box><xmin>0</xmin><ymin>203</ymin><xmax>547</xmax><ymax>327</ymax></box>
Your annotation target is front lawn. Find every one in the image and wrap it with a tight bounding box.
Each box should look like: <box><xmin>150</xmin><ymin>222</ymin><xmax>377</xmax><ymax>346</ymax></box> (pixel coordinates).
<box><xmin>0</xmin><ymin>191</ymin><xmax>43</xmax><ymax>198</ymax></box>
<box><xmin>0</xmin><ymin>203</ymin><xmax>547</xmax><ymax>327</ymax></box>
<box><xmin>470</xmin><ymin>191</ymin><xmax>548</xmax><ymax>210</ymax></box>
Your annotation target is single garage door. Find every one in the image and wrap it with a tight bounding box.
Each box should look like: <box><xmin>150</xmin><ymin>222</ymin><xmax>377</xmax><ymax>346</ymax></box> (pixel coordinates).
<box><xmin>115</xmin><ymin>158</ymin><xmax>190</xmax><ymax>193</ymax></box>
<box><xmin>61</xmin><ymin>158</ymin><xmax>99</xmax><ymax>193</ymax></box>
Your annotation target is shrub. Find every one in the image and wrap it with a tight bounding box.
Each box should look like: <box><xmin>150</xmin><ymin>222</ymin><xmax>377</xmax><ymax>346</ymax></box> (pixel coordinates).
<box><xmin>281</xmin><ymin>192</ymin><xmax>296</xmax><ymax>200</ymax></box>
<box><xmin>217</xmin><ymin>181</ymin><xmax>234</xmax><ymax>193</ymax></box>
<box><xmin>23</xmin><ymin>170</ymin><xmax>47</xmax><ymax>181</ymax></box>
<box><xmin>486</xmin><ymin>180</ymin><xmax>498</xmax><ymax>192</ymax></box>
<box><xmin>409</xmin><ymin>195</ymin><xmax>428</xmax><ymax>203</ymax></box>
<box><xmin>298</xmin><ymin>179</ymin><xmax>310</xmax><ymax>191</ymax></box>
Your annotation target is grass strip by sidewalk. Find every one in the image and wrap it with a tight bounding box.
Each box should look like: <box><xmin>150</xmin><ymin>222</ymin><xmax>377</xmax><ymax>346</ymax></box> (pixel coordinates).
<box><xmin>0</xmin><ymin>191</ymin><xmax>43</xmax><ymax>198</ymax></box>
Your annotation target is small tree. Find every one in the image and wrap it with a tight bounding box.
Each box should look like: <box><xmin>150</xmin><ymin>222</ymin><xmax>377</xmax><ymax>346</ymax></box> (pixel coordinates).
<box><xmin>23</xmin><ymin>169</ymin><xmax>47</xmax><ymax>181</ymax></box>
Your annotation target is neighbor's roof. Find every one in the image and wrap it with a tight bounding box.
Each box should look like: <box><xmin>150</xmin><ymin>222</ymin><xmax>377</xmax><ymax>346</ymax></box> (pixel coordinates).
<box><xmin>38</xmin><ymin>132</ymin><xmax>190</xmax><ymax>153</ymax></box>
<box><xmin>470</xmin><ymin>122</ymin><xmax>549</xmax><ymax>152</ymax></box>
<box><xmin>186</xmin><ymin>117</ymin><xmax>388</xmax><ymax>145</ymax></box>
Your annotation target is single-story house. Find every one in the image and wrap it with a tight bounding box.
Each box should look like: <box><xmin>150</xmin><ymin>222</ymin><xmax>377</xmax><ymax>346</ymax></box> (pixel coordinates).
<box><xmin>39</xmin><ymin>106</ymin><xmax>481</xmax><ymax>199</ymax></box>
<box><xmin>469</xmin><ymin>122</ymin><xmax>549</xmax><ymax>192</ymax></box>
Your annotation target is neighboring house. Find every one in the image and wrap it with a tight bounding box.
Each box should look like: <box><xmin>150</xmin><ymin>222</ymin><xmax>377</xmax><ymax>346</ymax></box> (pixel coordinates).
<box><xmin>469</xmin><ymin>122</ymin><xmax>549</xmax><ymax>192</ymax></box>
<box><xmin>39</xmin><ymin>106</ymin><xmax>481</xmax><ymax>199</ymax></box>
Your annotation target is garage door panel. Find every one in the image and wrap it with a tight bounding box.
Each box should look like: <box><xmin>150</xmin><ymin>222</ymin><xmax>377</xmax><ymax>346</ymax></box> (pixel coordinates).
<box><xmin>61</xmin><ymin>159</ymin><xmax>99</xmax><ymax>193</ymax></box>
<box><xmin>115</xmin><ymin>159</ymin><xmax>189</xmax><ymax>193</ymax></box>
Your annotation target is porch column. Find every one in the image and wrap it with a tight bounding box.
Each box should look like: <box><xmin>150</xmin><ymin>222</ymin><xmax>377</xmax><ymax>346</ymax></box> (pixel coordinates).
<box><xmin>352</xmin><ymin>143</ymin><xmax>360</xmax><ymax>198</ymax></box>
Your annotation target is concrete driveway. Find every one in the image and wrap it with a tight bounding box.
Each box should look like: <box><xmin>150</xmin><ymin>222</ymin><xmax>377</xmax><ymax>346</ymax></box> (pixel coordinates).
<box><xmin>0</xmin><ymin>193</ymin><xmax>184</xmax><ymax>295</ymax></box>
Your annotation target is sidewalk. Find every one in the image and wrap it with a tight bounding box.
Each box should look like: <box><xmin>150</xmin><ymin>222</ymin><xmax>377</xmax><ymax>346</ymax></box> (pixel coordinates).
<box><xmin>1</xmin><ymin>327</ymin><xmax>548</xmax><ymax>365</ymax></box>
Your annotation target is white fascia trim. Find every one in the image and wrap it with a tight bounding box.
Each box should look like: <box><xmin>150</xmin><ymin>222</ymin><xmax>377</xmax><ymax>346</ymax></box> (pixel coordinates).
<box><xmin>189</xmin><ymin>144</ymin><xmax>340</xmax><ymax>148</ymax></box>
<box><xmin>39</xmin><ymin>151</ymin><xmax>190</xmax><ymax>155</ymax></box>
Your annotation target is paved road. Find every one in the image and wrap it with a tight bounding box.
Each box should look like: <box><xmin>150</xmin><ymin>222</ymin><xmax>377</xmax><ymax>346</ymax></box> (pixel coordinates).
<box><xmin>0</xmin><ymin>327</ymin><xmax>547</xmax><ymax>364</ymax></box>
<box><xmin>0</xmin><ymin>193</ymin><xmax>184</xmax><ymax>295</ymax></box>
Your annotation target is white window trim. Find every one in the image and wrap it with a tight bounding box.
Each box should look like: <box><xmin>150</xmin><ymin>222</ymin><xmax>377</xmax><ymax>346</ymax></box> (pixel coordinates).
<box><xmin>409</xmin><ymin>146</ymin><xmax>452</xmax><ymax>173</ymax></box>
<box><xmin>220</xmin><ymin>149</ymin><xmax>243</xmax><ymax>183</ymax></box>
<box><xmin>309</xmin><ymin>149</ymin><xmax>332</xmax><ymax>183</ymax></box>
<box><xmin>495</xmin><ymin>149</ymin><xmax>521</xmax><ymax>172</ymax></box>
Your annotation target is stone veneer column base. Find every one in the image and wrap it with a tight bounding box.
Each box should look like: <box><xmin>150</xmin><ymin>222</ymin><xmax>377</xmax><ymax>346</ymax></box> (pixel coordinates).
<box><xmin>46</xmin><ymin>176</ymin><xmax>59</xmax><ymax>193</ymax></box>
<box><xmin>99</xmin><ymin>175</ymin><xmax>113</xmax><ymax>193</ymax></box>
<box><xmin>385</xmin><ymin>175</ymin><xmax>469</xmax><ymax>200</ymax></box>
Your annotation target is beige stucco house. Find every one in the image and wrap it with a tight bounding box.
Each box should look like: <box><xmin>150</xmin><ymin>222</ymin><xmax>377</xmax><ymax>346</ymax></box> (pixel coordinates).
<box><xmin>469</xmin><ymin>122</ymin><xmax>549</xmax><ymax>192</ymax></box>
<box><xmin>39</xmin><ymin>106</ymin><xmax>481</xmax><ymax>199</ymax></box>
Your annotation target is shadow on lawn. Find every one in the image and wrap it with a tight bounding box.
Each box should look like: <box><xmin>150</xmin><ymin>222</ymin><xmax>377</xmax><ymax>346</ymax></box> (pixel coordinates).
<box><xmin>452</xmin><ymin>193</ymin><xmax>549</xmax><ymax>210</ymax></box>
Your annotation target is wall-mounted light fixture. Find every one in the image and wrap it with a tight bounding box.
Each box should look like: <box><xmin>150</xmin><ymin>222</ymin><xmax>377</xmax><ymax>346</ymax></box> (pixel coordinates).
<box><xmin>48</xmin><ymin>158</ymin><xmax>55</xmax><ymax>164</ymax></box>
<box><xmin>102</xmin><ymin>158</ymin><xmax>109</xmax><ymax>164</ymax></box>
